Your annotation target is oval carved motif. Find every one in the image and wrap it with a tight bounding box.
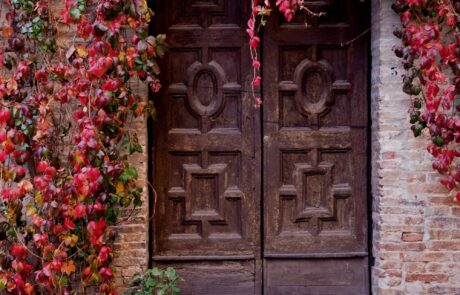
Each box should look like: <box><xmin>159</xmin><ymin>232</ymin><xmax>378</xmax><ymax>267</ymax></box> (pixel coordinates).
<box><xmin>293</xmin><ymin>59</ymin><xmax>334</xmax><ymax>116</ymax></box>
<box><xmin>186</xmin><ymin>61</ymin><xmax>226</xmax><ymax>117</ymax></box>
<box><xmin>302</xmin><ymin>70</ymin><xmax>324</xmax><ymax>104</ymax></box>
<box><xmin>194</xmin><ymin>70</ymin><xmax>217</xmax><ymax>107</ymax></box>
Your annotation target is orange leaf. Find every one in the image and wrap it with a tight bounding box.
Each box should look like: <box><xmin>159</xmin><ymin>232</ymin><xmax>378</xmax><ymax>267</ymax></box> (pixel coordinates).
<box><xmin>2</xmin><ymin>26</ymin><xmax>13</xmax><ymax>37</ymax></box>
<box><xmin>7</xmin><ymin>79</ymin><xmax>17</xmax><ymax>92</ymax></box>
<box><xmin>115</xmin><ymin>182</ymin><xmax>124</xmax><ymax>195</ymax></box>
<box><xmin>61</xmin><ymin>261</ymin><xmax>76</xmax><ymax>276</ymax></box>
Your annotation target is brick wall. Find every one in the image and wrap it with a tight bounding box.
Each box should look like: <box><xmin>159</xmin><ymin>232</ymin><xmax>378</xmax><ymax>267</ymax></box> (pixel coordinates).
<box><xmin>112</xmin><ymin>82</ymin><xmax>149</xmax><ymax>288</ymax></box>
<box><xmin>371</xmin><ymin>1</ymin><xmax>460</xmax><ymax>294</ymax></box>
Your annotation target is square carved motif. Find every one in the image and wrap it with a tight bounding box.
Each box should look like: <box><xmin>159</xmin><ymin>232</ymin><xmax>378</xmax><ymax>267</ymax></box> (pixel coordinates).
<box><xmin>279</xmin><ymin>149</ymin><xmax>352</xmax><ymax>236</ymax></box>
<box><xmin>168</xmin><ymin>162</ymin><xmax>244</xmax><ymax>239</ymax></box>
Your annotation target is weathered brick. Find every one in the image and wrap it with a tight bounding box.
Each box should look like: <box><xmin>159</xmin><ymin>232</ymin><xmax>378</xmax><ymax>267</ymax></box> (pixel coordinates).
<box><xmin>401</xmin><ymin>232</ymin><xmax>423</xmax><ymax>242</ymax></box>
<box><xmin>405</xmin><ymin>274</ymin><xmax>449</xmax><ymax>283</ymax></box>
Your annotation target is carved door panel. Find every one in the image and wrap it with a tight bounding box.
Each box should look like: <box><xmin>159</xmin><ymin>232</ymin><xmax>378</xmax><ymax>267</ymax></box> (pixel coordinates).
<box><xmin>152</xmin><ymin>1</ymin><xmax>260</xmax><ymax>294</ymax></box>
<box><xmin>262</xmin><ymin>1</ymin><xmax>370</xmax><ymax>294</ymax></box>
<box><xmin>152</xmin><ymin>0</ymin><xmax>370</xmax><ymax>294</ymax></box>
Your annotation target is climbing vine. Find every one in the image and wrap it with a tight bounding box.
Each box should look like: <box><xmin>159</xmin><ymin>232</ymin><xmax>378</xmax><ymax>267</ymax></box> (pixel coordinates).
<box><xmin>248</xmin><ymin>0</ymin><xmax>323</xmax><ymax>105</ymax></box>
<box><xmin>0</xmin><ymin>0</ymin><xmax>165</xmax><ymax>293</ymax></box>
<box><xmin>393</xmin><ymin>0</ymin><xmax>460</xmax><ymax>200</ymax></box>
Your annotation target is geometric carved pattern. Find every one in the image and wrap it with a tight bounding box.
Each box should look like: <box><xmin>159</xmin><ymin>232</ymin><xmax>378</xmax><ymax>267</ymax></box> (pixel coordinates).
<box><xmin>168</xmin><ymin>60</ymin><xmax>241</xmax><ymax>133</ymax></box>
<box><xmin>279</xmin><ymin>149</ymin><xmax>351</xmax><ymax>236</ymax></box>
<box><xmin>279</xmin><ymin>50</ymin><xmax>352</xmax><ymax>127</ymax></box>
<box><xmin>168</xmin><ymin>163</ymin><xmax>244</xmax><ymax>238</ymax></box>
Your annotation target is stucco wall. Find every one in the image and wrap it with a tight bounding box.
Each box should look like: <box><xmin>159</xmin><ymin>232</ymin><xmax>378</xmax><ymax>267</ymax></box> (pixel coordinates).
<box><xmin>371</xmin><ymin>1</ymin><xmax>460</xmax><ymax>294</ymax></box>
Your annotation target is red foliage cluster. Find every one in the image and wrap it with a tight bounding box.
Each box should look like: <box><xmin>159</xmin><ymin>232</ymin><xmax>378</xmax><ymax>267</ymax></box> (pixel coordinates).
<box><xmin>393</xmin><ymin>0</ymin><xmax>460</xmax><ymax>199</ymax></box>
<box><xmin>0</xmin><ymin>0</ymin><xmax>165</xmax><ymax>293</ymax></box>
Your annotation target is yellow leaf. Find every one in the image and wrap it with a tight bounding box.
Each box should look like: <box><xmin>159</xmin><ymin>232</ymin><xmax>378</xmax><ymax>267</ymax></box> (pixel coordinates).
<box><xmin>76</xmin><ymin>45</ymin><xmax>88</xmax><ymax>58</ymax></box>
<box><xmin>35</xmin><ymin>192</ymin><xmax>44</xmax><ymax>206</ymax></box>
<box><xmin>64</xmin><ymin>234</ymin><xmax>78</xmax><ymax>247</ymax></box>
<box><xmin>26</xmin><ymin>205</ymin><xmax>37</xmax><ymax>216</ymax></box>
<box><xmin>116</xmin><ymin>182</ymin><xmax>124</xmax><ymax>195</ymax></box>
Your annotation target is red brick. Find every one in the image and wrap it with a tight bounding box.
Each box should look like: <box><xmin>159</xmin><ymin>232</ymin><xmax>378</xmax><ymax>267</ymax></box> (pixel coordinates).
<box><xmin>378</xmin><ymin>242</ymin><xmax>426</xmax><ymax>252</ymax></box>
<box><xmin>405</xmin><ymin>274</ymin><xmax>449</xmax><ymax>283</ymax></box>
<box><xmin>383</xmin><ymin>151</ymin><xmax>396</xmax><ymax>159</ymax></box>
<box><xmin>429</xmin><ymin>241</ymin><xmax>460</xmax><ymax>251</ymax></box>
<box><xmin>401</xmin><ymin>232</ymin><xmax>423</xmax><ymax>242</ymax></box>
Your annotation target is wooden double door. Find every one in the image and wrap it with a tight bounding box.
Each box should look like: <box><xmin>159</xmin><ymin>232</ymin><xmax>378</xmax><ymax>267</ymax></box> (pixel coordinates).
<box><xmin>152</xmin><ymin>1</ymin><xmax>370</xmax><ymax>294</ymax></box>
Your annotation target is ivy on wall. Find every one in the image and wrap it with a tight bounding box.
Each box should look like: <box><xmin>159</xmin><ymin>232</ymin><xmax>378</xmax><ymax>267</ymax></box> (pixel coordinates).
<box><xmin>393</xmin><ymin>0</ymin><xmax>460</xmax><ymax>200</ymax></box>
<box><xmin>0</xmin><ymin>0</ymin><xmax>165</xmax><ymax>293</ymax></box>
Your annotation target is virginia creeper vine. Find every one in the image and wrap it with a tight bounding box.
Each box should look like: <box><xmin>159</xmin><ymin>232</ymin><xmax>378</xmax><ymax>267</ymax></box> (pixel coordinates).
<box><xmin>0</xmin><ymin>0</ymin><xmax>165</xmax><ymax>293</ymax></box>
<box><xmin>248</xmin><ymin>0</ymin><xmax>324</xmax><ymax>106</ymax></box>
<box><xmin>393</xmin><ymin>0</ymin><xmax>460</xmax><ymax>200</ymax></box>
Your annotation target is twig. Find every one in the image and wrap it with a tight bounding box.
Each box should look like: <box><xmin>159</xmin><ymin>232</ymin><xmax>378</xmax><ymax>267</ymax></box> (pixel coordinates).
<box><xmin>341</xmin><ymin>27</ymin><xmax>371</xmax><ymax>47</ymax></box>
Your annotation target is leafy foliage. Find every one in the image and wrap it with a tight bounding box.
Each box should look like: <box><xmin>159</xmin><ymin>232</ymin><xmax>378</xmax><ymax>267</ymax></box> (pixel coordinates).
<box><xmin>0</xmin><ymin>0</ymin><xmax>166</xmax><ymax>293</ymax></box>
<box><xmin>393</xmin><ymin>1</ymin><xmax>460</xmax><ymax>199</ymax></box>
<box><xmin>124</xmin><ymin>267</ymin><xmax>181</xmax><ymax>295</ymax></box>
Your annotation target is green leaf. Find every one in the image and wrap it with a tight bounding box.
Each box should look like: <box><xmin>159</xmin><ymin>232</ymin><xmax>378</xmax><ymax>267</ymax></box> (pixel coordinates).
<box><xmin>59</xmin><ymin>275</ymin><xmax>69</xmax><ymax>286</ymax></box>
<box><xmin>145</xmin><ymin>277</ymin><xmax>157</xmax><ymax>289</ymax></box>
<box><xmin>70</xmin><ymin>7</ymin><xmax>82</xmax><ymax>20</ymax></box>
<box><xmin>0</xmin><ymin>278</ymin><xmax>7</xmax><ymax>290</ymax></box>
<box><xmin>412</xmin><ymin>126</ymin><xmax>422</xmax><ymax>137</ymax></box>
<box><xmin>153</xmin><ymin>34</ymin><xmax>167</xmax><ymax>58</ymax></box>
<box><xmin>106</xmin><ymin>207</ymin><xmax>120</xmax><ymax>223</ymax></box>
<box><xmin>165</xmin><ymin>267</ymin><xmax>178</xmax><ymax>280</ymax></box>
<box><xmin>432</xmin><ymin>135</ymin><xmax>444</xmax><ymax>147</ymax></box>
<box><xmin>119</xmin><ymin>166</ymin><xmax>138</xmax><ymax>182</ymax></box>
<box><xmin>133</xmin><ymin>192</ymin><xmax>142</xmax><ymax>208</ymax></box>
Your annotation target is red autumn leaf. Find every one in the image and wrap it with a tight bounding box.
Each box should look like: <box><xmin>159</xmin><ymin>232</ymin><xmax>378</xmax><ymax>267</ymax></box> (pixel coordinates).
<box><xmin>10</xmin><ymin>245</ymin><xmax>28</xmax><ymax>259</ymax></box>
<box><xmin>64</xmin><ymin>218</ymin><xmax>76</xmax><ymax>230</ymax></box>
<box><xmin>36</xmin><ymin>161</ymin><xmax>49</xmax><ymax>173</ymax></box>
<box><xmin>75</xmin><ymin>204</ymin><xmax>86</xmax><ymax>218</ymax></box>
<box><xmin>98</xmin><ymin>246</ymin><xmax>111</xmax><ymax>263</ymax></box>
<box><xmin>87</xmin><ymin>219</ymin><xmax>106</xmax><ymax>246</ymax></box>
<box><xmin>99</xmin><ymin>267</ymin><xmax>114</xmax><ymax>281</ymax></box>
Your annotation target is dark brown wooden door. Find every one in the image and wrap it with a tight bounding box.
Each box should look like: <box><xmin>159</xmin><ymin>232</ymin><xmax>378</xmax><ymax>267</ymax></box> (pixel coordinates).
<box><xmin>262</xmin><ymin>1</ymin><xmax>370</xmax><ymax>294</ymax></box>
<box><xmin>152</xmin><ymin>1</ymin><xmax>369</xmax><ymax>294</ymax></box>
<box><xmin>152</xmin><ymin>1</ymin><xmax>261</xmax><ymax>294</ymax></box>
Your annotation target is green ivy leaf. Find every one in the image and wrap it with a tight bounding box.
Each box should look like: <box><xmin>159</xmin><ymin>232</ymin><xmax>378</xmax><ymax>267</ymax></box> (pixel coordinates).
<box><xmin>119</xmin><ymin>167</ymin><xmax>138</xmax><ymax>182</ymax></box>
<box><xmin>432</xmin><ymin>135</ymin><xmax>444</xmax><ymax>147</ymax></box>
<box><xmin>70</xmin><ymin>7</ymin><xmax>82</xmax><ymax>20</ymax></box>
